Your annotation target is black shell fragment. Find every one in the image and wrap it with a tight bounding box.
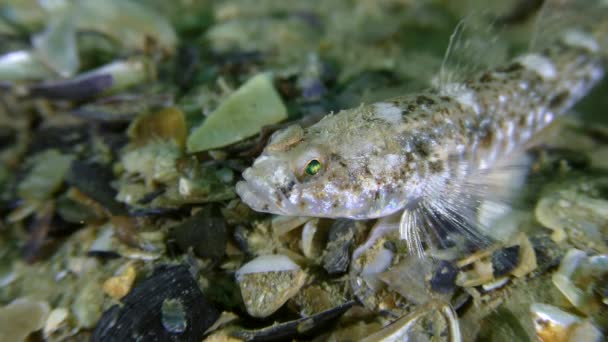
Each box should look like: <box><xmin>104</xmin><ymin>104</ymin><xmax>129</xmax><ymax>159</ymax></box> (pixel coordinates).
<box><xmin>169</xmin><ymin>206</ymin><xmax>227</xmax><ymax>261</ymax></box>
<box><xmin>492</xmin><ymin>245</ymin><xmax>520</xmax><ymax>277</ymax></box>
<box><xmin>231</xmin><ymin>300</ymin><xmax>355</xmax><ymax>342</ymax></box>
<box><xmin>322</xmin><ymin>219</ymin><xmax>356</xmax><ymax>275</ymax></box>
<box><xmin>26</xmin><ymin>125</ymin><xmax>88</xmax><ymax>155</ymax></box>
<box><xmin>66</xmin><ymin>161</ymin><xmax>127</xmax><ymax>215</ymax></box>
<box><xmin>92</xmin><ymin>265</ymin><xmax>219</xmax><ymax>342</ymax></box>
<box><xmin>430</xmin><ymin>260</ymin><xmax>459</xmax><ymax>294</ymax></box>
<box><xmin>28</xmin><ymin>74</ymin><xmax>113</xmax><ymax>101</ymax></box>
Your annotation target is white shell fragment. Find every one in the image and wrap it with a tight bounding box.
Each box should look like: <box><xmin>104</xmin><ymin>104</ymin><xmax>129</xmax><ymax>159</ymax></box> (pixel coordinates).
<box><xmin>552</xmin><ymin>249</ymin><xmax>608</xmax><ymax>314</ymax></box>
<box><xmin>300</xmin><ymin>219</ymin><xmax>322</xmax><ymax>259</ymax></box>
<box><xmin>44</xmin><ymin>308</ymin><xmax>69</xmax><ymax>338</ymax></box>
<box><xmin>236</xmin><ymin>254</ymin><xmax>301</xmax><ymax>279</ymax></box>
<box><xmin>236</xmin><ymin>254</ymin><xmax>307</xmax><ymax>318</ymax></box>
<box><xmin>530</xmin><ymin>303</ymin><xmax>604</xmax><ymax>342</ymax></box>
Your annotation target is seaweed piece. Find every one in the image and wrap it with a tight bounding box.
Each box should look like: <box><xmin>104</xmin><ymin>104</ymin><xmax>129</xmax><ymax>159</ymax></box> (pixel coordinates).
<box><xmin>92</xmin><ymin>265</ymin><xmax>219</xmax><ymax>342</ymax></box>
<box><xmin>231</xmin><ymin>300</ymin><xmax>356</xmax><ymax>342</ymax></box>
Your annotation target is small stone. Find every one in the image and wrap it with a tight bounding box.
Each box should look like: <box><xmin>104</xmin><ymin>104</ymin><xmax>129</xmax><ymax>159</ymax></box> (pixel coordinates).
<box><xmin>103</xmin><ymin>264</ymin><xmax>137</xmax><ymax>300</ymax></box>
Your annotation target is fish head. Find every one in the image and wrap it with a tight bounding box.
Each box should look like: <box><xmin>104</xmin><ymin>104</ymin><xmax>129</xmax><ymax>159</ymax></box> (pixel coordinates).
<box><xmin>236</xmin><ymin>121</ymin><xmax>408</xmax><ymax>219</ymax></box>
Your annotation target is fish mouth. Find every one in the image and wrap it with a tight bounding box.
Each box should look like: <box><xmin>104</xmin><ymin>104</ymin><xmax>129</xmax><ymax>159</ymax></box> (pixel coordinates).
<box><xmin>235</xmin><ymin>179</ymin><xmax>286</xmax><ymax>215</ymax></box>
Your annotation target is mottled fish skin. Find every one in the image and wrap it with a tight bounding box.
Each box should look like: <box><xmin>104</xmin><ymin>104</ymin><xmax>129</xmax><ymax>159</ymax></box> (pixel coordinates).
<box><xmin>236</xmin><ymin>26</ymin><xmax>605</xmax><ymax>244</ymax></box>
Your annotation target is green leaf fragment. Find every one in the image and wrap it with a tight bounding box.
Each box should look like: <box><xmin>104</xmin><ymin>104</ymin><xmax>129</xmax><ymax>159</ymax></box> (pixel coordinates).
<box><xmin>17</xmin><ymin>149</ymin><xmax>73</xmax><ymax>202</ymax></box>
<box><xmin>186</xmin><ymin>73</ymin><xmax>287</xmax><ymax>152</ymax></box>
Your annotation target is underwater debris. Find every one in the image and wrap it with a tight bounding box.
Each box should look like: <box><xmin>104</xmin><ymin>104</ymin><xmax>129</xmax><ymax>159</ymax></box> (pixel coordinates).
<box><xmin>535</xmin><ymin>176</ymin><xmax>608</xmax><ymax>250</ymax></box>
<box><xmin>0</xmin><ymin>0</ymin><xmax>607</xmax><ymax>341</ymax></box>
<box><xmin>530</xmin><ymin>303</ymin><xmax>604</xmax><ymax>342</ymax></box>
<box><xmin>229</xmin><ymin>300</ymin><xmax>355</xmax><ymax>342</ymax></box>
<box><xmin>187</xmin><ymin>73</ymin><xmax>288</xmax><ymax>152</ymax></box>
<box><xmin>102</xmin><ymin>263</ymin><xmax>137</xmax><ymax>300</ymax></box>
<box><xmin>28</xmin><ymin>58</ymin><xmax>154</xmax><ymax>101</ymax></box>
<box><xmin>0</xmin><ymin>50</ymin><xmax>56</xmax><ymax>81</ymax></box>
<box><xmin>360</xmin><ymin>300</ymin><xmax>461</xmax><ymax>342</ymax></box>
<box><xmin>170</xmin><ymin>205</ymin><xmax>228</xmax><ymax>261</ymax></box>
<box><xmin>236</xmin><ymin>254</ymin><xmax>307</xmax><ymax>318</ymax></box>
<box><xmin>92</xmin><ymin>265</ymin><xmax>219</xmax><ymax>341</ymax></box>
<box><xmin>17</xmin><ymin>149</ymin><xmax>73</xmax><ymax>204</ymax></box>
<box><xmin>0</xmin><ymin>298</ymin><xmax>50</xmax><ymax>342</ymax></box>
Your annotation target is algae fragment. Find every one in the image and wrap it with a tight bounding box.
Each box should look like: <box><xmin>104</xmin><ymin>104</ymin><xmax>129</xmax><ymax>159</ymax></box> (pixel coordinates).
<box><xmin>187</xmin><ymin>73</ymin><xmax>287</xmax><ymax>152</ymax></box>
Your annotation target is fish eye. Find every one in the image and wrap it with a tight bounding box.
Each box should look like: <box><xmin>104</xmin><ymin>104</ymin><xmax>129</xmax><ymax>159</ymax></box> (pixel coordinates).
<box><xmin>304</xmin><ymin>159</ymin><xmax>322</xmax><ymax>176</ymax></box>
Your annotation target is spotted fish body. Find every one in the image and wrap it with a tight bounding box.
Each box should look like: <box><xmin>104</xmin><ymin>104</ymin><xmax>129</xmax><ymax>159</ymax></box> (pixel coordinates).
<box><xmin>236</xmin><ymin>10</ymin><xmax>605</xmax><ymax>252</ymax></box>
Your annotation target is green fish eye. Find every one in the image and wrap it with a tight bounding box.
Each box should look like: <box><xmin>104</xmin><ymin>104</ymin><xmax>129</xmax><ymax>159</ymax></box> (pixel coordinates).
<box><xmin>305</xmin><ymin>159</ymin><xmax>322</xmax><ymax>176</ymax></box>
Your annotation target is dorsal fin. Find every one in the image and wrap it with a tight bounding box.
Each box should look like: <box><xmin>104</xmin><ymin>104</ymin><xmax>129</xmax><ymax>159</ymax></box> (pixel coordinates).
<box><xmin>530</xmin><ymin>0</ymin><xmax>608</xmax><ymax>52</ymax></box>
<box><xmin>435</xmin><ymin>9</ymin><xmax>514</xmax><ymax>90</ymax></box>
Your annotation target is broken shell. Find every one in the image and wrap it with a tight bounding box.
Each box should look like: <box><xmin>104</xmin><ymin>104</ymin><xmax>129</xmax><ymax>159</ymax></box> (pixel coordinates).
<box><xmin>186</xmin><ymin>73</ymin><xmax>287</xmax><ymax>152</ymax></box>
<box><xmin>236</xmin><ymin>254</ymin><xmax>307</xmax><ymax>318</ymax></box>
<box><xmin>360</xmin><ymin>300</ymin><xmax>461</xmax><ymax>342</ymax></box>
<box><xmin>530</xmin><ymin>303</ymin><xmax>603</xmax><ymax>342</ymax></box>
<box><xmin>322</xmin><ymin>219</ymin><xmax>360</xmax><ymax>275</ymax></box>
<box><xmin>72</xmin><ymin>279</ymin><xmax>105</xmax><ymax>329</ymax></box>
<box><xmin>231</xmin><ymin>301</ymin><xmax>355</xmax><ymax>341</ymax></box>
<box><xmin>430</xmin><ymin>260</ymin><xmax>459</xmax><ymax>294</ymax></box>
<box><xmin>0</xmin><ymin>298</ymin><xmax>50</xmax><ymax>342</ymax></box>
<box><xmin>510</xmin><ymin>234</ymin><xmax>537</xmax><ymax>278</ymax></box>
<box><xmin>102</xmin><ymin>263</ymin><xmax>137</xmax><ymax>300</ymax></box>
<box><xmin>271</xmin><ymin>215</ymin><xmax>311</xmax><ymax>236</ymax></box>
<box><xmin>161</xmin><ymin>298</ymin><xmax>188</xmax><ymax>333</ymax></box>
<box><xmin>170</xmin><ymin>206</ymin><xmax>227</xmax><ymax>261</ymax></box>
<box><xmin>93</xmin><ymin>265</ymin><xmax>219</xmax><ymax>341</ymax></box>
<box><xmin>44</xmin><ymin>307</ymin><xmax>69</xmax><ymax>338</ymax></box>
<box><xmin>377</xmin><ymin>257</ymin><xmax>433</xmax><ymax>306</ymax></box>
<box><xmin>300</xmin><ymin>218</ymin><xmax>322</xmax><ymax>259</ymax></box>
<box><xmin>491</xmin><ymin>245</ymin><xmax>520</xmax><ymax>277</ymax></box>
<box><xmin>28</xmin><ymin>58</ymin><xmax>154</xmax><ymax>100</ymax></box>
<box><xmin>535</xmin><ymin>178</ymin><xmax>608</xmax><ymax>250</ymax></box>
